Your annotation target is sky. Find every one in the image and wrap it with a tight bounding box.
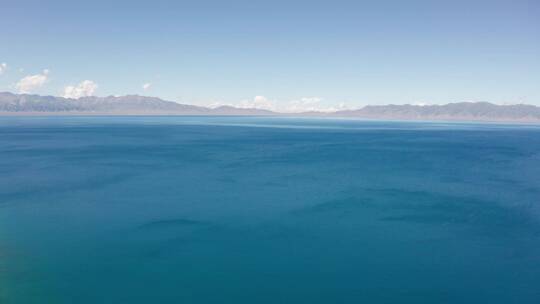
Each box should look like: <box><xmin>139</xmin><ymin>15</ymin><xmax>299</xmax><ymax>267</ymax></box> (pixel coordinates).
<box><xmin>1</xmin><ymin>0</ymin><xmax>539</xmax><ymax>111</ymax></box>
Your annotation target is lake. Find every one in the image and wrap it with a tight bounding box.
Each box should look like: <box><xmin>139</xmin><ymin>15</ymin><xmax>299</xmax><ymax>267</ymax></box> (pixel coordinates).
<box><xmin>1</xmin><ymin>116</ymin><xmax>539</xmax><ymax>303</ymax></box>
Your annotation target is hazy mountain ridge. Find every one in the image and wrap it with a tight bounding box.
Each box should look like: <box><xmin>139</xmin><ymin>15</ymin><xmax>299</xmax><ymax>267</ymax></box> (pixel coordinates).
<box><xmin>1</xmin><ymin>92</ymin><xmax>539</xmax><ymax>122</ymax></box>
<box><xmin>0</xmin><ymin>92</ymin><xmax>212</xmax><ymax>114</ymax></box>
<box><xmin>336</xmin><ymin>102</ymin><xmax>540</xmax><ymax>122</ymax></box>
<box><xmin>0</xmin><ymin>92</ymin><xmax>278</xmax><ymax>115</ymax></box>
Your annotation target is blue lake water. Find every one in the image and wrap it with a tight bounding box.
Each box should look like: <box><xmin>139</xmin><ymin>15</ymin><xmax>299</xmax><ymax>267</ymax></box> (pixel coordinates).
<box><xmin>1</xmin><ymin>116</ymin><xmax>539</xmax><ymax>303</ymax></box>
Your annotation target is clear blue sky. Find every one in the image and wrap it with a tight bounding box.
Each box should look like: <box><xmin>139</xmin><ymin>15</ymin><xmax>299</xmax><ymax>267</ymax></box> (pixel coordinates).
<box><xmin>1</xmin><ymin>0</ymin><xmax>539</xmax><ymax>110</ymax></box>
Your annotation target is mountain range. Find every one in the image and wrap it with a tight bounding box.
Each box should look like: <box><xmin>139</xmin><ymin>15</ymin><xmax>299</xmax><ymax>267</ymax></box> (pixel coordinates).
<box><xmin>1</xmin><ymin>92</ymin><xmax>539</xmax><ymax>123</ymax></box>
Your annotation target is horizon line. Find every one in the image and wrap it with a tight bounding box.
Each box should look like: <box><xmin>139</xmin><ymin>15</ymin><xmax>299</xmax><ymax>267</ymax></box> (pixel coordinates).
<box><xmin>0</xmin><ymin>91</ymin><xmax>536</xmax><ymax>114</ymax></box>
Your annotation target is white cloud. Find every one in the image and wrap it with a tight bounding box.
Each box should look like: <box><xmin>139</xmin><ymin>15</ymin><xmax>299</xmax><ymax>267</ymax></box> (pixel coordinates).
<box><xmin>142</xmin><ymin>83</ymin><xmax>152</xmax><ymax>91</ymax></box>
<box><xmin>15</xmin><ymin>69</ymin><xmax>49</xmax><ymax>93</ymax></box>
<box><xmin>286</xmin><ymin>97</ymin><xmax>347</xmax><ymax>113</ymax></box>
<box><xmin>208</xmin><ymin>96</ymin><xmax>348</xmax><ymax>113</ymax></box>
<box><xmin>0</xmin><ymin>63</ymin><xmax>7</xmax><ymax>75</ymax></box>
<box><xmin>208</xmin><ymin>96</ymin><xmax>276</xmax><ymax>111</ymax></box>
<box><xmin>300</xmin><ymin>97</ymin><xmax>323</xmax><ymax>104</ymax></box>
<box><xmin>63</xmin><ymin>80</ymin><xmax>98</xmax><ymax>99</ymax></box>
<box><xmin>287</xmin><ymin>97</ymin><xmax>322</xmax><ymax>112</ymax></box>
<box><xmin>243</xmin><ymin>95</ymin><xmax>275</xmax><ymax>110</ymax></box>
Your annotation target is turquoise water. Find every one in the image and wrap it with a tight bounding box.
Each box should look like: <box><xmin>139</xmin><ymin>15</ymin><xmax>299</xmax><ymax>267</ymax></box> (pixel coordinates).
<box><xmin>1</xmin><ymin>116</ymin><xmax>539</xmax><ymax>303</ymax></box>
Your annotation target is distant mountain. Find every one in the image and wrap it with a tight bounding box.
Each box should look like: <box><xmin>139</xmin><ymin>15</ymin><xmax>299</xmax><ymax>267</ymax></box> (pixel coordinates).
<box><xmin>333</xmin><ymin>102</ymin><xmax>540</xmax><ymax>122</ymax></box>
<box><xmin>0</xmin><ymin>92</ymin><xmax>274</xmax><ymax>116</ymax></box>
<box><xmin>0</xmin><ymin>92</ymin><xmax>205</xmax><ymax>114</ymax></box>
<box><xmin>1</xmin><ymin>92</ymin><xmax>539</xmax><ymax>122</ymax></box>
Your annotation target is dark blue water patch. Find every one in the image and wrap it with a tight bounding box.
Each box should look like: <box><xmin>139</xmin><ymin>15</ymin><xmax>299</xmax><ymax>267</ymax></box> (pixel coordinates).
<box><xmin>137</xmin><ymin>218</ymin><xmax>207</xmax><ymax>230</ymax></box>
<box><xmin>291</xmin><ymin>189</ymin><xmax>540</xmax><ymax>239</ymax></box>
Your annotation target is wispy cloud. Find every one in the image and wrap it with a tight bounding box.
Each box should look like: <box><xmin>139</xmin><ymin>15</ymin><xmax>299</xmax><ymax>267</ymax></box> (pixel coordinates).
<box><xmin>240</xmin><ymin>95</ymin><xmax>275</xmax><ymax>110</ymax></box>
<box><xmin>142</xmin><ymin>83</ymin><xmax>152</xmax><ymax>91</ymax></box>
<box><xmin>15</xmin><ymin>69</ymin><xmax>49</xmax><ymax>93</ymax></box>
<box><xmin>208</xmin><ymin>96</ymin><xmax>348</xmax><ymax>113</ymax></box>
<box><xmin>209</xmin><ymin>96</ymin><xmax>276</xmax><ymax>111</ymax></box>
<box><xmin>63</xmin><ymin>80</ymin><xmax>98</xmax><ymax>99</ymax></box>
<box><xmin>0</xmin><ymin>63</ymin><xmax>7</xmax><ymax>75</ymax></box>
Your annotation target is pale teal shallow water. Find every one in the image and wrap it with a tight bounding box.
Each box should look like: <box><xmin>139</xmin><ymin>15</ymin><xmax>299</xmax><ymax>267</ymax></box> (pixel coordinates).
<box><xmin>1</xmin><ymin>116</ymin><xmax>539</xmax><ymax>303</ymax></box>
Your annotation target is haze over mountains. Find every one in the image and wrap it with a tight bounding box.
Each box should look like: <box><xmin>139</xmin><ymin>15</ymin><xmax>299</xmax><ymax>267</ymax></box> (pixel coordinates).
<box><xmin>1</xmin><ymin>92</ymin><xmax>539</xmax><ymax>123</ymax></box>
<box><xmin>0</xmin><ymin>92</ymin><xmax>274</xmax><ymax>115</ymax></box>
